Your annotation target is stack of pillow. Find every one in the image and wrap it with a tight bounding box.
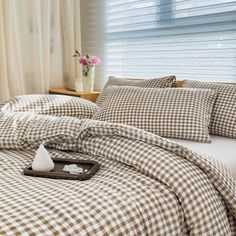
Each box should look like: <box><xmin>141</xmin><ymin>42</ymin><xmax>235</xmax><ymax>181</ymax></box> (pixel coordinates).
<box><xmin>92</xmin><ymin>75</ymin><xmax>236</xmax><ymax>143</ymax></box>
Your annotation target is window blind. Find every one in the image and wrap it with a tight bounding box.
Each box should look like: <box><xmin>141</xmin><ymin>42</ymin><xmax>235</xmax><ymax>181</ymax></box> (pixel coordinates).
<box><xmin>81</xmin><ymin>0</ymin><xmax>236</xmax><ymax>88</ymax></box>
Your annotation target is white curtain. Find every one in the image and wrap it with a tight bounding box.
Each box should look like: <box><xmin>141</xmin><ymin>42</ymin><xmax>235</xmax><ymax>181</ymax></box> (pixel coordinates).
<box><xmin>0</xmin><ymin>0</ymin><xmax>82</xmax><ymax>103</ymax></box>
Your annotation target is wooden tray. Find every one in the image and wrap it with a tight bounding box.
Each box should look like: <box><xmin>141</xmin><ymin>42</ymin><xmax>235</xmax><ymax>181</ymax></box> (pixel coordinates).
<box><xmin>23</xmin><ymin>158</ymin><xmax>100</xmax><ymax>181</ymax></box>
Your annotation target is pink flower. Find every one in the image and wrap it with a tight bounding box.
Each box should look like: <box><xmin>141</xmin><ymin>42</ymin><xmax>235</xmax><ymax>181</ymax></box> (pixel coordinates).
<box><xmin>90</xmin><ymin>55</ymin><xmax>101</xmax><ymax>65</ymax></box>
<box><xmin>79</xmin><ymin>56</ymin><xmax>88</xmax><ymax>66</ymax></box>
<box><xmin>78</xmin><ymin>55</ymin><xmax>101</xmax><ymax>66</ymax></box>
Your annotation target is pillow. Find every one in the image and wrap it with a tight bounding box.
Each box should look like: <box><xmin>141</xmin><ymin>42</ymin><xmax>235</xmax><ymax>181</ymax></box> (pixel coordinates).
<box><xmin>95</xmin><ymin>75</ymin><xmax>176</xmax><ymax>106</ymax></box>
<box><xmin>182</xmin><ymin>80</ymin><xmax>236</xmax><ymax>139</ymax></box>
<box><xmin>1</xmin><ymin>94</ymin><xmax>99</xmax><ymax>119</ymax></box>
<box><xmin>93</xmin><ymin>86</ymin><xmax>216</xmax><ymax>142</ymax></box>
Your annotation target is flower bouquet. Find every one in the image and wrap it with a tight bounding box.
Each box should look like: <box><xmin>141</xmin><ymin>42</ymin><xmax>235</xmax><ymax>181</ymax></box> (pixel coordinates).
<box><xmin>73</xmin><ymin>50</ymin><xmax>101</xmax><ymax>92</ymax></box>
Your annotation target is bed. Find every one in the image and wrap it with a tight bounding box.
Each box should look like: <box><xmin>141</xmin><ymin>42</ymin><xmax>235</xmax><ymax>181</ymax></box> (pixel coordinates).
<box><xmin>0</xmin><ymin>78</ymin><xmax>235</xmax><ymax>235</ymax></box>
<box><xmin>170</xmin><ymin>136</ymin><xmax>236</xmax><ymax>180</ymax></box>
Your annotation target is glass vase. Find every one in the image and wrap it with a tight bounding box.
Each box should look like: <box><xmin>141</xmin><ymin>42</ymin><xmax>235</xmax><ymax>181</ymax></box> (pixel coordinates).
<box><xmin>82</xmin><ymin>66</ymin><xmax>95</xmax><ymax>92</ymax></box>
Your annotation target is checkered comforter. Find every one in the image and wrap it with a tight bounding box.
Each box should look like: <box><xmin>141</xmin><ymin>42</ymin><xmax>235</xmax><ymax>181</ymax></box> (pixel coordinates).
<box><xmin>0</xmin><ymin>112</ymin><xmax>235</xmax><ymax>235</ymax></box>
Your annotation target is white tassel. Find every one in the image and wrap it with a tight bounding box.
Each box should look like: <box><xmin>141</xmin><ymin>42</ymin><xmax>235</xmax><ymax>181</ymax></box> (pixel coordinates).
<box><xmin>32</xmin><ymin>144</ymin><xmax>55</xmax><ymax>172</ymax></box>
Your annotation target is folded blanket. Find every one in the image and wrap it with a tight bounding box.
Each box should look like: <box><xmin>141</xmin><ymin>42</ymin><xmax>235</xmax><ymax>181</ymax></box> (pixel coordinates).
<box><xmin>0</xmin><ymin>111</ymin><xmax>235</xmax><ymax>235</ymax></box>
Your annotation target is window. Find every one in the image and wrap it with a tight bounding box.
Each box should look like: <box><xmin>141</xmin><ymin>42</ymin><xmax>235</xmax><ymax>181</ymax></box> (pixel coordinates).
<box><xmin>81</xmin><ymin>0</ymin><xmax>236</xmax><ymax>88</ymax></box>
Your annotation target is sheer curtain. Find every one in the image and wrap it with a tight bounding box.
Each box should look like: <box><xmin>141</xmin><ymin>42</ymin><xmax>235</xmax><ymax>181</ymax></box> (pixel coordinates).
<box><xmin>81</xmin><ymin>0</ymin><xmax>236</xmax><ymax>89</ymax></box>
<box><xmin>0</xmin><ymin>0</ymin><xmax>81</xmax><ymax>103</ymax></box>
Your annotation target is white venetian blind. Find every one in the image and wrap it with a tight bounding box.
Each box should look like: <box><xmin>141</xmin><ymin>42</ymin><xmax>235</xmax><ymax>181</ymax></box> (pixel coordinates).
<box><xmin>81</xmin><ymin>0</ymin><xmax>236</xmax><ymax>88</ymax></box>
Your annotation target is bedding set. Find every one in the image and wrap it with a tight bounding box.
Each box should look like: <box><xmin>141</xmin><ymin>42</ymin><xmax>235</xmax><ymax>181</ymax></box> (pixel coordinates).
<box><xmin>170</xmin><ymin>135</ymin><xmax>236</xmax><ymax>179</ymax></box>
<box><xmin>0</xmin><ymin>76</ymin><xmax>235</xmax><ymax>235</ymax></box>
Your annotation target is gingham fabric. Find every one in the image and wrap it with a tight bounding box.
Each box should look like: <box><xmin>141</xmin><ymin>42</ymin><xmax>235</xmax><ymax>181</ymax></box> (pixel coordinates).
<box><xmin>0</xmin><ymin>113</ymin><xmax>235</xmax><ymax>235</ymax></box>
<box><xmin>1</xmin><ymin>94</ymin><xmax>99</xmax><ymax>118</ymax></box>
<box><xmin>95</xmin><ymin>75</ymin><xmax>176</xmax><ymax>106</ymax></box>
<box><xmin>93</xmin><ymin>86</ymin><xmax>216</xmax><ymax>143</ymax></box>
<box><xmin>0</xmin><ymin>111</ymin><xmax>84</xmax><ymax>150</ymax></box>
<box><xmin>183</xmin><ymin>80</ymin><xmax>236</xmax><ymax>138</ymax></box>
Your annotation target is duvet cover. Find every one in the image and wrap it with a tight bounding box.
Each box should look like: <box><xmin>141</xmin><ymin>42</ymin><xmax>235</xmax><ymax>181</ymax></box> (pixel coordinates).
<box><xmin>0</xmin><ymin>111</ymin><xmax>235</xmax><ymax>235</ymax></box>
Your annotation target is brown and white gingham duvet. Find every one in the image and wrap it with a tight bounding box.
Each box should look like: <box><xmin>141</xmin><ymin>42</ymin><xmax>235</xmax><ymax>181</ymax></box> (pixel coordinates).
<box><xmin>0</xmin><ymin>112</ymin><xmax>235</xmax><ymax>235</ymax></box>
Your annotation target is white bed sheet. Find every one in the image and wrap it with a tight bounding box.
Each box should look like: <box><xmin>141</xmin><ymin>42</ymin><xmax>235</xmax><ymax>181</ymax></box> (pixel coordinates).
<box><xmin>170</xmin><ymin>136</ymin><xmax>236</xmax><ymax>180</ymax></box>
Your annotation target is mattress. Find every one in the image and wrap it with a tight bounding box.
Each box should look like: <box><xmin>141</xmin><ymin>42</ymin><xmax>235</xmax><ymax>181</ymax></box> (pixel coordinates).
<box><xmin>170</xmin><ymin>136</ymin><xmax>236</xmax><ymax>180</ymax></box>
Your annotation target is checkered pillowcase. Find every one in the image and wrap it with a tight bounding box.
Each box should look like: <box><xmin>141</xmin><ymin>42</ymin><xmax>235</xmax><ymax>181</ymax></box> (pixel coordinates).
<box><xmin>1</xmin><ymin>94</ymin><xmax>99</xmax><ymax>118</ymax></box>
<box><xmin>93</xmin><ymin>87</ymin><xmax>216</xmax><ymax>142</ymax></box>
<box><xmin>95</xmin><ymin>75</ymin><xmax>176</xmax><ymax>106</ymax></box>
<box><xmin>182</xmin><ymin>80</ymin><xmax>236</xmax><ymax>138</ymax></box>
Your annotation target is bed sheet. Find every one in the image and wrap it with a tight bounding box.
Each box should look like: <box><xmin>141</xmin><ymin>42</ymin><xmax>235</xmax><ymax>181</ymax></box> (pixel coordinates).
<box><xmin>170</xmin><ymin>136</ymin><xmax>236</xmax><ymax>179</ymax></box>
